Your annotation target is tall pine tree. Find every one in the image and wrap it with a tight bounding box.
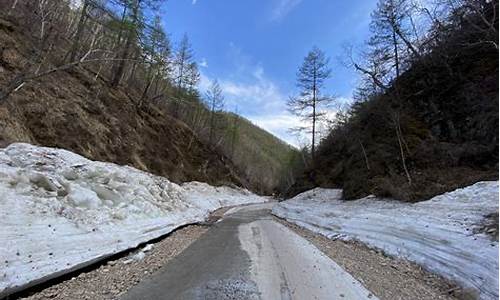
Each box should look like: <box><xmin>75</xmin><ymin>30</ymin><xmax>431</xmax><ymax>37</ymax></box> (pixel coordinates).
<box><xmin>288</xmin><ymin>47</ymin><xmax>332</xmax><ymax>163</ymax></box>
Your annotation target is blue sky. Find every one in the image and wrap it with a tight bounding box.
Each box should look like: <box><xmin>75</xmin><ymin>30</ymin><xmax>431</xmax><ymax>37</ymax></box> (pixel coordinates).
<box><xmin>159</xmin><ymin>0</ymin><xmax>378</xmax><ymax>147</ymax></box>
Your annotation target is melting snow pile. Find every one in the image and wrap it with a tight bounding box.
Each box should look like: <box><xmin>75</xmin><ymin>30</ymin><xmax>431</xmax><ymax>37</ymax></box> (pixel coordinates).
<box><xmin>273</xmin><ymin>182</ymin><xmax>499</xmax><ymax>299</ymax></box>
<box><xmin>0</xmin><ymin>143</ymin><xmax>265</xmax><ymax>297</ymax></box>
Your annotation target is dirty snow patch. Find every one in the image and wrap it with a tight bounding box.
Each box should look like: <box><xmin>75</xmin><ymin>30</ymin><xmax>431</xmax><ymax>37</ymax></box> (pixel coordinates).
<box><xmin>0</xmin><ymin>143</ymin><xmax>265</xmax><ymax>297</ymax></box>
<box><xmin>273</xmin><ymin>182</ymin><xmax>499</xmax><ymax>300</ymax></box>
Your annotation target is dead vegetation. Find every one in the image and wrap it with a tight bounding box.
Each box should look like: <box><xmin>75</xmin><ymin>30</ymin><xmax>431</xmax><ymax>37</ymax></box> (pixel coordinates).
<box><xmin>0</xmin><ymin>1</ymin><xmax>299</xmax><ymax>193</ymax></box>
<box><xmin>474</xmin><ymin>212</ymin><xmax>499</xmax><ymax>241</ymax></box>
<box><xmin>288</xmin><ymin>0</ymin><xmax>498</xmax><ymax>201</ymax></box>
<box><xmin>0</xmin><ymin>13</ymin><xmax>240</xmax><ymax>186</ymax></box>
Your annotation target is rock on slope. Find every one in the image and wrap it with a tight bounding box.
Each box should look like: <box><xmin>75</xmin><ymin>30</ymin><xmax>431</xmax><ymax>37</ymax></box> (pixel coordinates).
<box><xmin>273</xmin><ymin>182</ymin><xmax>499</xmax><ymax>299</ymax></box>
<box><xmin>0</xmin><ymin>143</ymin><xmax>266</xmax><ymax>298</ymax></box>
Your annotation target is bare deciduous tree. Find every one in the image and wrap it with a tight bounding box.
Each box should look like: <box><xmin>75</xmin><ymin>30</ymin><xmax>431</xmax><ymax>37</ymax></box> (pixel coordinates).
<box><xmin>205</xmin><ymin>79</ymin><xmax>225</xmax><ymax>147</ymax></box>
<box><xmin>173</xmin><ymin>34</ymin><xmax>198</xmax><ymax>90</ymax></box>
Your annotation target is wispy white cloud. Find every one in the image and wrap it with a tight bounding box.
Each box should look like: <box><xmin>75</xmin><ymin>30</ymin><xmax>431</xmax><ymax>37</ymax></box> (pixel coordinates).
<box><xmin>248</xmin><ymin>113</ymin><xmax>307</xmax><ymax>147</ymax></box>
<box><xmin>199</xmin><ymin>58</ymin><xmax>208</xmax><ymax>68</ymax></box>
<box><xmin>191</xmin><ymin>0</ymin><xmax>197</xmax><ymax>5</ymax></box>
<box><xmin>199</xmin><ymin>67</ymin><xmax>304</xmax><ymax>147</ymax></box>
<box><xmin>199</xmin><ymin>69</ymin><xmax>352</xmax><ymax>148</ymax></box>
<box><xmin>198</xmin><ymin>72</ymin><xmax>212</xmax><ymax>92</ymax></box>
<box><xmin>270</xmin><ymin>0</ymin><xmax>302</xmax><ymax>22</ymax></box>
<box><xmin>200</xmin><ymin>67</ymin><xmax>284</xmax><ymax>114</ymax></box>
<box><xmin>220</xmin><ymin>76</ymin><xmax>282</xmax><ymax>113</ymax></box>
<box><xmin>197</xmin><ymin>42</ymin><xmax>352</xmax><ymax>147</ymax></box>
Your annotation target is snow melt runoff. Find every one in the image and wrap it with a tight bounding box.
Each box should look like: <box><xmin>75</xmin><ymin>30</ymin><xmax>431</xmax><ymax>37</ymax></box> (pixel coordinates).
<box><xmin>0</xmin><ymin>143</ymin><xmax>266</xmax><ymax>297</ymax></box>
<box><xmin>273</xmin><ymin>182</ymin><xmax>499</xmax><ymax>299</ymax></box>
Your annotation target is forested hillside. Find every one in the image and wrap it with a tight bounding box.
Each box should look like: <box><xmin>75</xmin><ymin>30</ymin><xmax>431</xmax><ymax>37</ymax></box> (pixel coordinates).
<box><xmin>289</xmin><ymin>0</ymin><xmax>498</xmax><ymax>201</ymax></box>
<box><xmin>0</xmin><ymin>0</ymin><xmax>298</xmax><ymax>194</ymax></box>
<box><xmin>176</xmin><ymin>97</ymin><xmax>303</xmax><ymax>194</ymax></box>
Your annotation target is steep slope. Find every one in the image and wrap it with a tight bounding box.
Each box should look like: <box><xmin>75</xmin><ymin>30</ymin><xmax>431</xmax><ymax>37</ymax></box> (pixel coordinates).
<box><xmin>0</xmin><ymin>16</ymin><xmax>240</xmax><ymax>186</ymax></box>
<box><xmin>290</xmin><ymin>2</ymin><xmax>498</xmax><ymax>201</ymax></box>
<box><xmin>0</xmin><ymin>2</ymin><xmax>299</xmax><ymax>194</ymax></box>
<box><xmin>174</xmin><ymin>96</ymin><xmax>303</xmax><ymax>195</ymax></box>
<box><xmin>205</xmin><ymin>112</ymin><xmax>302</xmax><ymax>194</ymax></box>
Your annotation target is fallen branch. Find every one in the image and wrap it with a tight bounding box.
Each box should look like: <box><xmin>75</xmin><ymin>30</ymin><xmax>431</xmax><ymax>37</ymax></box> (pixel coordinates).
<box><xmin>0</xmin><ymin>56</ymin><xmax>141</xmax><ymax>102</ymax></box>
<box><xmin>359</xmin><ymin>140</ymin><xmax>370</xmax><ymax>171</ymax></box>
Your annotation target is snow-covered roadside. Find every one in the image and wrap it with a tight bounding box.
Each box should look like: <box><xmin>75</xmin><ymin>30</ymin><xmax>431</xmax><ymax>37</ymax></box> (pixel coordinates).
<box><xmin>272</xmin><ymin>182</ymin><xmax>499</xmax><ymax>300</ymax></box>
<box><xmin>0</xmin><ymin>143</ymin><xmax>266</xmax><ymax>298</ymax></box>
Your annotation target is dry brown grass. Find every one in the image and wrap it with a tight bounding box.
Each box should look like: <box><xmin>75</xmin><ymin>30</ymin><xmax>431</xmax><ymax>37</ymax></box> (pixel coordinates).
<box><xmin>0</xmin><ymin>16</ymin><xmax>240</xmax><ymax>186</ymax></box>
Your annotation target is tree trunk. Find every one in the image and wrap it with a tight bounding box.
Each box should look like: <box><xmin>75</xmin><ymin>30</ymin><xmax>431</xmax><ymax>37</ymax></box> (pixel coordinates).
<box><xmin>230</xmin><ymin>116</ymin><xmax>239</xmax><ymax>159</ymax></box>
<box><xmin>359</xmin><ymin>140</ymin><xmax>370</xmax><ymax>170</ymax></box>
<box><xmin>209</xmin><ymin>102</ymin><xmax>215</xmax><ymax>147</ymax></box>
<box><xmin>113</xmin><ymin>4</ymin><xmax>128</xmax><ymax>51</ymax></box>
<box><xmin>177</xmin><ymin>55</ymin><xmax>185</xmax><ymax>89</ymax></box>
<box><xmin>311</xmin><ymin>67</ymin><xmax>317</xmax><ymax>163</ymax></box>
<box><xmin>67</xmin><ymin>0</ymin><xmax>89</xmax><ymax>63</ymax></box>
<box><xmin>111</xmin><ymin>32</ymin><xmax>132</xmax><ymax>87</ymax></box>
<box><xmin>395</xmin><ymin>115</ymin><xmax>411</xmax><ymax>185</ymax></box>
<box><xmin>392</xmin><ymin>29</ymin><xmax>400</xmax><ymax>78</ymax></box>
<box><xmin>139</xmin><ymin>69</ymin><xmax>156</xmax><ymax>107</ymax></box>
<box><xmin>8</xmin><ymin>0</ymin><xmax>19</xmax><ymax>15</ymax></box>
<box><xmin>152</xmin><ymin>68</ymin><xmax>162</xmax><ymax>96</ymax></box>
<box><xmin>111</xmin><ymin>1</ymin><xmax>139</xmax><ymax>87</ymax></box>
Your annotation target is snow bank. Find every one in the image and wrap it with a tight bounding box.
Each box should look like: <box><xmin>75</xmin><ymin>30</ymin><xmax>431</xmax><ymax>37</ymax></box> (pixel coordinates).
<box><xmin>273</xmin><ymin>182</ymin><xmax>499</xmax><ymax>300</ymax></box>
<box><xmin>0</xmin><ymin>143</ymin><xmax>266</xmax><ymax>297</ymax></box>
